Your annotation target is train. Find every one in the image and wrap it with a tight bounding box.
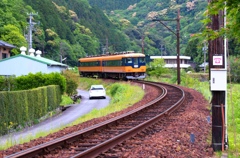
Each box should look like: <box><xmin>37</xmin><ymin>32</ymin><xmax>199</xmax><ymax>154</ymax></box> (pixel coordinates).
<box><xmin>78</xmin><ymin>51</ymin><xmax>146</xmax><ymax>79</ymax></box>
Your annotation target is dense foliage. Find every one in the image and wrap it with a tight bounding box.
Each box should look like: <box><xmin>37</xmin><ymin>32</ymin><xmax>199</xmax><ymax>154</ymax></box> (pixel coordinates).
<box><xmin>202</xmin><ymin>0</ymin><xmax>240</xmax><ymax>57</ymax></box>
<box><xmin>89</xmin><ymin>0</ymin><xmax>208</xmax><ymax>57</ymax></box>
<box><xmin>2</xmin><ymin>0</ymin><xmax>240</xmax><ymax>72</ymax></box>
<box><xmin>0</xmin><ymin>85</ymin><xmax>61</xmax><ymax>136</ymax></box>
<box><xmin>0</xmin><ymin>72</ymin><xmax>67</xmax><ymax>94</ymax></box>
<box><xmin>0</xmin><ymin>0</ymin><xmax>135</xmax><ymax>67</ymax></box>
<box><xmin>146</xmin><ymin>59</ymin><xmax>168</xmax><ymax>77</ymax></box>
<box><xmin>61</xmin><ymin>70</ymin><xmax>79</xmax><ymax>96</ymax></box>
<box><xmin>13</xmin><ymin>72</ymin><xmax>66</xmax><ymax>94</ymax></box>
<box><xmin>89</xmin><ymin>0</ymin><xmax>141</xmax><ymax>11</ymax></box>
<box><xmin>1</xmin><ymin>0</ymin><xmax>210</xmax><ymax>68</ymax></box>
<box><xmin>199</xmin><ymin>0</ymin><xmax>240</xmax><ymax>82</ymax></box>
<box><xmin>229</xmin><ymin>56</ymin><xmax>240</xmax><ymax>83</ymax></box>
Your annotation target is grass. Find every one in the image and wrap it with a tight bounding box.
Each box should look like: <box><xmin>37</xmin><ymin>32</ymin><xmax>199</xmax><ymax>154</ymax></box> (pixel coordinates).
<box><xmin>60</xmin><ymin>95</ymin><xmax>74</xmax><ymax>105</ymax></box>
<box><xmin>70</xmin><ymin>78</ymin><xmax>144</xmax><ymax>126</ymax></box>
<box><xmin>227</xmin><ymin>84</ymin><xmax>240</xmax><ymax>157</ymax></box>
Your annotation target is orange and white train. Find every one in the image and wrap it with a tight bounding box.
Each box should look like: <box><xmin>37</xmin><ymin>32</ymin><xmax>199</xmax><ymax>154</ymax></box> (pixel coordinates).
<box><xmin>78</xmin><ymin>52</ymin><xmax>146</xmax><ymax>79</ymax></box>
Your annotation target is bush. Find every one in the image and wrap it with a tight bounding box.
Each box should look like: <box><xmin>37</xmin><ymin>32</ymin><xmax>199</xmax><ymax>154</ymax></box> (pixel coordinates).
<box><xmin>110</xmin><ymin>83</ymin><xmax>120</xmax><ymax>96</ymax></box>
<box><xmin>0</xmin><ymin>85</ymin><xmax>61</xmax><ymax>136</ymax></box>
<box><xmin>147</xmin><ymin>59</ymin><xmax>168</xmax><ymax>77</ymax></box>
<box><xmin>0</xmin><ymin>76</ymin><xmax>16</xmax><ymax>91</ymax></box>
<box><xmin>13</xmin><ymin>72</ymin><xmax>66</xmax><ymax>94</ymax></box>
<box><xmin>62</xmin><ymin>70</ymin><xmax>79</xmax><ymax>96</ymax></box>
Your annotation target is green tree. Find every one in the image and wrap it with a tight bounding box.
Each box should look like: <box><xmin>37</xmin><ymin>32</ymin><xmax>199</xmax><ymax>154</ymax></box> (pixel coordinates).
<box><xmin>146</xmin><ymin>59</ymin><xmax>168</xmax><ymax>77</ymax></box>
<box><xmin>62</xmin><ymin>70</ymin><xmax>79</xmax><ymax>96</ymax></box>
<box><xmin>184</xmin><ymin>37</ymin><xmax>205</xmax><ymax>65</ymax></box>
<box><xmin>0</xmin><ymin>0</ymin><xmax>27</xmax><ymax>29</ymax></box>
<box><xmin>74</xmin><ymin>33</ymin><xmax>99</xmax><ymax>56</ymax></box>
<box><xmin>0</xmin><ymin>24</ymin><xmax>27</xmax><ymax>55</ymax></box>
<box><xmin>203</xmin><ymin>0</ymin><xmax>240</xmax><ymax>56</ymax></box>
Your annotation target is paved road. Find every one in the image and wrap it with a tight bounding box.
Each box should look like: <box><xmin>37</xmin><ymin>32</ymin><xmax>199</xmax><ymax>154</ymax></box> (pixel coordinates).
<box><xmin>0</xmin><ymin>89</ymin><xmax>110</xmax><ymax>146</ymax></box>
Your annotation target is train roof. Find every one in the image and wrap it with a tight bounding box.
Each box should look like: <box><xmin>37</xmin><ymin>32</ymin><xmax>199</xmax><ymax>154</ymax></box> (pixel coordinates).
<box><xmin>79</xmin><ymin>52</ymin><xmax>145</xmax><ymax>62</ymax></box>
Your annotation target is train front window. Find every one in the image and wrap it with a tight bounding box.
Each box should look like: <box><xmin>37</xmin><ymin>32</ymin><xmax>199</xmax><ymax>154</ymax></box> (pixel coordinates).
<box><xmin>134</xmin><ymin>58</ymin><xmax>138</xmax><ymax>68</ymax></box>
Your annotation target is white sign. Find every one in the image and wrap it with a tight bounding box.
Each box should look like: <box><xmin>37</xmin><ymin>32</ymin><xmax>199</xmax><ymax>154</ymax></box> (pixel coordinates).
<box><xmin>213</xmin><ymin>56</ymin><xmax>223</xmax><ymax>65</ymax></box>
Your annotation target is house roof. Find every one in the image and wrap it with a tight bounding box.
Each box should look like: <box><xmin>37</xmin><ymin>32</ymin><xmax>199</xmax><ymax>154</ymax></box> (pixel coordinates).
<box><xmin>0</xmin><ymin>54</ymin><xmax>68</xmax><ymax>67</ymax></box>
<box><xmin>150</xmin><ymin>56</ymin><xmax>191</xmax><ymax>60</ymax></box>
<box><xmin>199</xmin><ymin>62</ymin><xmax>209</xmax><ymax>68</ymax></box>
<box><xmin>0</xmin><ymin>40</ymin><xmax>16</xmax><ymax>48</ymax></box>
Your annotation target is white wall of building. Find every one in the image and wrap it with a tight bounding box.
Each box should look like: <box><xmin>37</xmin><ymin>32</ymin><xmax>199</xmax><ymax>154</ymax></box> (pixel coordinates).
<box><xmin>0</xmin><ymin>56</ymin><xmax>65</xmax><ymax>76</ymax></box>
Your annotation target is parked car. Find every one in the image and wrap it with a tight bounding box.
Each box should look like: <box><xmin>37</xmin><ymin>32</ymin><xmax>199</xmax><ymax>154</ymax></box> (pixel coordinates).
<box><xmin>89</xmin><ymin>85</ymin><xmax>106</xmax><ymax>99</ymax></box>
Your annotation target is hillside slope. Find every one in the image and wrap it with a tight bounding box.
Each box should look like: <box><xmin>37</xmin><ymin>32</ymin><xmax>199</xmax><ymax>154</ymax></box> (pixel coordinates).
<box><xmin>89</xmin><ymin>0</ymin><xmax>208</xmax><ymax>56</ymax></box>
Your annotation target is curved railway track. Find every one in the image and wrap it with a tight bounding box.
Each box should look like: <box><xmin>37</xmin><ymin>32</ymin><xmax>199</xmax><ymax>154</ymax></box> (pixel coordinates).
<box><xmin>5</xmin><ymin>81</ymin><xmax>185</xmax><ymax>158</ymax></box>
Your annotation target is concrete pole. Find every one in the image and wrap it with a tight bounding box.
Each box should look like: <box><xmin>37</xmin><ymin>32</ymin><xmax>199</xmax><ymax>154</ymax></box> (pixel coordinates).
<box><xmin>176</xmin><ymin>9</ymin><xmax>181</xmax><ymax>85</ymax></box>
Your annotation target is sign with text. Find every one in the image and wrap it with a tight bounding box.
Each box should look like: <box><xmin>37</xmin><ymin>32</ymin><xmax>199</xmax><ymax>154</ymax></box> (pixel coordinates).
<box><xmin>213</xmin><ymin>56</ymin><xmax>223</xmax><ymax>66</ymax></box>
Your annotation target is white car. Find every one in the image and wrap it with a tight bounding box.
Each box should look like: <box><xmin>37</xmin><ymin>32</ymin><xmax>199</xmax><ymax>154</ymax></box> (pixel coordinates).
<box><xmin>89</xmin><ymin>85</ymin><xmax>106</xmax><ymax>99</ymax></box>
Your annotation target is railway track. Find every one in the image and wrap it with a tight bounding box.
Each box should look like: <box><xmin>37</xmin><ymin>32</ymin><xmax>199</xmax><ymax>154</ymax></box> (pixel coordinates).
<box><xmin>5</xmin><ymin>81</ymin><xmax>185</xmax><ymax>158</ymax></box>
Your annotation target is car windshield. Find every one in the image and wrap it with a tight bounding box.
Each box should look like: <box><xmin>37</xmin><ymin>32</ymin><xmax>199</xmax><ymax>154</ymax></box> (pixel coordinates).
<box><xmin>90</xmin><ymin>85</ymin><xmax>105</xmax><ymax>91</ymax></box>
<box><xmin>91</xmin><ymin>87</ymin><xmax>103</xmax><ymax>90</ymax></box>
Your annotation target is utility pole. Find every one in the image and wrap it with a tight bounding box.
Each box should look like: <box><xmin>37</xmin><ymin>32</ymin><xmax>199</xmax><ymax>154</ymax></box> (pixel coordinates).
<box><xmin>208</xmin><ymin>0</ymin><xmax>228</xmax><ymax>151</ymax></box>
<box><xmin>152</xmin><ymin>9</ymin><xmax>181</xmax><ymax>84</ymax></box>
<box><xmin>160</xmin><ymin>44</ymin><xmax>164</xmax><ymax>57</ymax></box>
<box><xmin>176</xmin><ymin>9</ymin><xmax>180</xmax><ymax>85</ymax></box>
<box><xmin>27</xmin><ymin>12</ymin><xmax>38</xmax><ymax>54</ymax></box>
<box><xmin>106</xmin><ymin>37</ymin><xmax>108</xmax><ymax>53</ymax></box>
<box><xmin>141</xmin><ymin>35</ymin><xmax>144</xmax><ymax>54</ymax></box>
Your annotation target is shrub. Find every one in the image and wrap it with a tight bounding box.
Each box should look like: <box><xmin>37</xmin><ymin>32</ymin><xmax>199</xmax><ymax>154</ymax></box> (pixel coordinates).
<box><xmin>0</xmin><ymin>85</ymin><xmax>61</xmax><ymax>136</ymax></box>
<box><xmin>62</xmin><ymin>70</ymin><xmax>79</xmax><ymax>96</ymax></box>
<box><xmin>0</xmin><ymin>76</ymin><xmax>16</xmax><ymax>91</ymax></box>
<box><xmin>147</xmin><ymin>59</ymin><xmax>168</xmax><ymax>77</ymax></box>
<box><xmin>110</xmin><ymin>83</ymin><xmax>120</xmax><ymax>96</ymax></box>
<box><xmin>13</xmin><ymin>72</ymin><xmax>66</xmax><ymax>94</ymax></box>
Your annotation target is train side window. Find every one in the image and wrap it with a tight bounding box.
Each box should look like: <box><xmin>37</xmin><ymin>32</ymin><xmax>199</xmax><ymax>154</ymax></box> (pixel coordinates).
<box><xmin>139</xmin><ymin>57</ymin><xmax>145</xmax><ymax>64</ymax></box>
<box><xmin>127</xmin><ymin>58</ymin><xmax>132</xmax><ymax>64</ymax></box>
<box><xmin>122</xmin><ymin>59</ymin><xmax>125</xmax><ymax>66</ymax></box>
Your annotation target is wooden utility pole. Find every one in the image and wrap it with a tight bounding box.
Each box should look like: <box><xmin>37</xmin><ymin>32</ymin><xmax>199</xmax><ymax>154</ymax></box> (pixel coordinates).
<box><xmin>208</xmin><ymin>0</ymin><xmax>228</xmax><ymax>151</ymax></box>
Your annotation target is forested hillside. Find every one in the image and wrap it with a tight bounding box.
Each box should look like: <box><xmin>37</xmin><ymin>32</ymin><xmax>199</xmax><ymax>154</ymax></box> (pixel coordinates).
<box><xmin>89</xmin><ymin>0</ymin><xmax>208</xmax><ymax>64</ymax></box>
<box><xmin>1</xmin><ymin>0</ymin><xmax>240</xmax><ymax>68</ymax></box>
<box><xmin>0</xmin><ymin>0</ymin><xmax>136</xmax><ymax>66</ymax></box>
<box><xmin>89</xmin><ymin>0</ymin><xmax>141</xmax><ymax>10</ymax></box>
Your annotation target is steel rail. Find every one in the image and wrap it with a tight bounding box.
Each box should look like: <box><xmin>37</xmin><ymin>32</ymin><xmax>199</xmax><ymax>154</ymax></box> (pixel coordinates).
<box><xmin>5</xmin><ymin>81</ymin><xmax>166</xmax><ymax>158</ymax></box>
<box><xmin>73</xmin><ymin>81</ymin><xmax>185</xmax><ymax>158</ymax></box>
<box><xmin>5</xmin><ymin>81</ymin><xmax>185</xmax><ymax>158</ymax></box>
